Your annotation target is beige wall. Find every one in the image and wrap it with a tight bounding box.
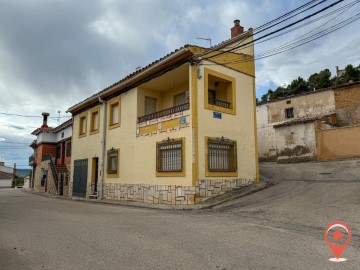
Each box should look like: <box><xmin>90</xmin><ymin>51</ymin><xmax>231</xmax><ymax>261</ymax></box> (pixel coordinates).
<box><xmin>106</xmin><ymin>88</ymin><xmax>193</xmax><ymax>186</ymax></box>
<box><xmin>257</xmin><ymin>90</ymin><xmax>335</xmax><ymax>159</ymax></box>
<box><xmin>197</xmin><ymin>62</ymin><xmax>257</xmax><ymax>181</ymax></box>
<box><xmin>275</xmin><ymin>122</ymin><xmax>317</xmax><ymax>163</ymax></box>
<box><xmin>316</xmin><ymin>125</ymin><xmax>360</xmax><ymax>160</ymax></box>
<box><xmin>70</xmin><ymin>61</ymin><xmax>258</xmax><ymax>197</ymax></box>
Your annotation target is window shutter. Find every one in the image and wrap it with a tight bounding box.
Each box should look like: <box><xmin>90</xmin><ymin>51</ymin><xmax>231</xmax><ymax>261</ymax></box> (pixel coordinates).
<box><xmin>145</xmin><ymin>97</ymin><xmax>157</xmax><ymax>115</ymax></box>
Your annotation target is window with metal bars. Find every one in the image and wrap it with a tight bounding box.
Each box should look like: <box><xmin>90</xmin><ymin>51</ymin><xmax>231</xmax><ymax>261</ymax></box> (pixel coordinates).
<box><xmin>156</xmin><ymin>139</ymin><xmax>183</xmax><ymax>172</ymax></box>
<box><xmin>107</xmin><ymin>148</ymin><xmax>118</xmax><ymax>174</ymax></box>
<box><xmin>208</xmin><ymin>138</ymin><xmax>237</xmax><ymax>172</ymax></box>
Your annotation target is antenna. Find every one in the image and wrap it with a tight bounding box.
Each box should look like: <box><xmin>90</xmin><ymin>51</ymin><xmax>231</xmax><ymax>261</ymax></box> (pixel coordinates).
<box><xmin>196</xmin><ymin>37</ymin><xmax>212</xmax><ymax>47</ymax></box>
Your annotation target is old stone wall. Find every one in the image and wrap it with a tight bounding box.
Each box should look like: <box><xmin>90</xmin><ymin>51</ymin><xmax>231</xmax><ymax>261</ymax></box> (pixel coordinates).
<box><xmin>334</xmin><ymin>84</ymin><xmax>360</xmax><ymax>126</ymax></box>
<box><xmin>274</xmin><ymin>122</ymin><xmax>317</xmax><ymax>163</ymax></box>
<box><xmin>103</xmin><ymin>178</ymin><xmax>253</xmax><ymax>205</ymax></box>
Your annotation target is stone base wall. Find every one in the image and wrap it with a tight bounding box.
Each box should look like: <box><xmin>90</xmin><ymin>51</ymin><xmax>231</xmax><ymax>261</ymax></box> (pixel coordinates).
<box><xmin>103</xmin><ymin>178</ymin><xmax>253</xmax><ymax>205</ymax></box>
<box><xmin>33</xmin><ymin>163</ymin><xmax>45</xmax><ymax>193</ymax></box>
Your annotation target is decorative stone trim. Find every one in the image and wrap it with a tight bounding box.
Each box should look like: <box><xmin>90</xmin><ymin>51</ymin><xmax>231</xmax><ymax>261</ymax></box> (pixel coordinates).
<box><xmin>102</xmin><ymin>178</ymin><xmax>254</xmax><ymax>205</ymax></box>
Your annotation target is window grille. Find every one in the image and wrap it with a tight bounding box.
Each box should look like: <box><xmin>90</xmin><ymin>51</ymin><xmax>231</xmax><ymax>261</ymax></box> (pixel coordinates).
<box><xmin>208</xmin><ymin>138</ymin><xmax>237</xmax><ymax>172</ymax></box>
<box><xmin>107</xmin><ymin>148</ymin><xmax>118</xmax><ymax>174</ymax></box>
<box><xmin>285</xmin><ymin>108</ymin><xmax>294</xmax><ymax>119</ymax></box>
<box><xmin>156</xmin><ymin>139</ymin><xmax>183</xmax><ymax>172</ymax></box>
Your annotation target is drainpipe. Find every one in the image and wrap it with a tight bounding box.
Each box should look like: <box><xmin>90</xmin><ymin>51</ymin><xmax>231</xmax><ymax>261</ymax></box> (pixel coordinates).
<box><xmin>98</xmin><ymin>95</ymin><xmax>107</xmax><ymax>199</ymax></box>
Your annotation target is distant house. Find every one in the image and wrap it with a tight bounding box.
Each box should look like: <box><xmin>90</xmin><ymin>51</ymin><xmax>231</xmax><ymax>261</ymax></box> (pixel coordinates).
<box><xmin>257</xmin><ymin>81</ymin><xmax>360</xmax><ymax>162</ymax></box>
<box><xmin>29</xmin><ymin>113</ymin><xmax>72</xmax><ymax>196</ymax></box>
<box><xmin>0</xmin><ymin>162</ymin><xmax>15</xmax><ymax>188</ymax></box>
<box><xmin>66</xmin><ymin>20</ymin><xmax>259</xmax><ymax>204</ymax></box>
<box><xmin>23</xmin><ymin>175</ymin><xmax>30</xmax><ymax>188</ymax></box>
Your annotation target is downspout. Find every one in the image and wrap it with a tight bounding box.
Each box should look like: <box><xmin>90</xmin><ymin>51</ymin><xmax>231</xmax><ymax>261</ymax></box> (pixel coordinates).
<box><xmin>98</xmin><ymin>95</ymin><xmax>107</xmax><ymax>199</ymax></box>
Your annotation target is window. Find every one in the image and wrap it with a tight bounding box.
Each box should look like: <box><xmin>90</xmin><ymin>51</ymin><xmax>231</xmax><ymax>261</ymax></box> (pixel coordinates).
<box><xmin>145</xmin><ymin>96</ymin><xmax>157</xmax><ymax>115</ymax></box>
<box><xmin>61</xmin><ymin>132</ymin><xmax>64</xmax><ymax>138</ymax></box>
<box><xmin>79</xmin><ymin>115</ymin><xmax>87</xmax><ymax>136</ymax></box>
<box><xmin>156</xmin><ymin>138</ymin><xmax>183</xmax><ymax>172</ymax></box>
<box><xmin>109</xmin><ymin>99</ymin><xmax>120</xmax><ymax>128</ymax></box>
<box><xmin>65</xmin><ymin>141</ymin><xmax>71</xmax><ymax>157</ymax></box>
<box><xmin>107</xmin><ymin>148</ymin><xmax>119</xmax><ymax>174</ymax></box>
<box><xmin>285</xmin><ymin>108</ymin><xmax>294</xmax><ymax>119</ymax></box>
<box><xmin>208</xmin><ymin>137</ymin><xmax>237</xmax><ymax>172</ymax></box>
<box><xmin>174</xmin><ymin>92</ymin><xmax>186</xmax><ymax>106</ymax></box>
<box><xmin>90</xmin><ymin>108</ymin><xmax>99</xmax><ymax>134</ymax></box>
<box><xmin>40</xmin><ymin>169</ymin><xmax>48</xmax><ymax>187</ymax></box>
<box><xmin>204</xmin><ymin>68</ymin><xmax>236</xmax><ymax>114</ymax></box>
<box><xmin>56</xmin><ymin>145</ymin><xmax>61</xmax><ymax>158</ymax></box>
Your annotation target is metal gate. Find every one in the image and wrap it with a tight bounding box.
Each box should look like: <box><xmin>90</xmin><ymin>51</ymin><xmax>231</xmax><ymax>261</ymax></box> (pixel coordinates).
<box><xmin>73</xmin><ymin>159</ymin><xmax>88</xmax><ymax>197</ymax></box>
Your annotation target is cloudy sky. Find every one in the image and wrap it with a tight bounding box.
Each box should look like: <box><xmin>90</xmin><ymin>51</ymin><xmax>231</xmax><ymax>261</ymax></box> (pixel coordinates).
<box><xmin>0</xmin><ymin>0</ymin><xmax>359</xmax><ymax>169</ymax></box>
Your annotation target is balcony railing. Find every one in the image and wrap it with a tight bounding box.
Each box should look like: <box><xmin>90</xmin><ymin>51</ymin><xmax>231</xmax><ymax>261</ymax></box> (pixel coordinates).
<box><xmin>208</xmin><ymin>98</ymin><xmax>231</xmax><ymax>109</ymax></box>
<box><xmin>138</xmin><ymin>102</ymin><xmax>190</xmax><ymax>123</ymax></box>
<box><xmin>29</xmin><ymin>155</ymin><xmax>35</xmax><ymax>166</ymax></box>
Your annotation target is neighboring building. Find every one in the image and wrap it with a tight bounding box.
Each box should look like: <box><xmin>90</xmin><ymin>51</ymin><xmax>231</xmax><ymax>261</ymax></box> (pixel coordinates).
<box><xmin>336</xmin><ymin>66</ymin><xmax>346</xmax><ymax>77</ymax></box>
<box><xmin>66</xmin><ymin>20</ymin><xmax>259</xmax><ymax>204</ymax></box>
<box><xmin>0</xmin><ymin>162</ymin><xmax>16</xmax><ymax>188</ymax></box>
<box><xmin>29</xmin><ymin>113</ymin><xmax>72</xmax><ymax>196</ymax></box>
<box><xmin>257</xmin><ymin>81</ymin><xmax>360</xmax><ymax>162</ymax></box>
<box><xmin>23</xmin><ymin>175</ymin><xmax>30</xmax><ymax>188</ymax></box>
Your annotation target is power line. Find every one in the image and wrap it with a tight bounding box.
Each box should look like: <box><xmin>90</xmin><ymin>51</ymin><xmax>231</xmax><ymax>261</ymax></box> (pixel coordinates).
<box><xmin>0</xmin><ymin>141</ymin><xmax>30</xmax><ymax>145</ymax></box>
<box><xmin>202</xmin><ymin>11</ymin><xmax>360</xmax><ymax>66</ymax></box>
<box><xmin>0</xmin><ymin>112</ymin><xmax>71</xmax><ymax>118</ymax></box>
<box><xmin>220</xmin><ymin>0</ymin><xmax>359</xmax><ymax>55</ymax></box>
<box><xmin>200</xmin><ymin>0</ymin><xmax>346</xmax><ymax>61</ymax></box>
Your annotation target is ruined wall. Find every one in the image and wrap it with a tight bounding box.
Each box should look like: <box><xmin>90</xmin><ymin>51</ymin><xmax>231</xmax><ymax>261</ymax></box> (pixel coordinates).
<box><xmin>316</xmin><ymin>125</ymin><xmax>360</xmax><ymax>160</ymax></box>
<box><xmin>334</xmin><ymin>84</ymin><xmax>360</xmax><ymax>126</ymax></box>
<box><xmin>275</xmin><ymin>122</ymin><xmax>317</xmax><ymax>163</ymax></box>
<box><xmin>267</xmin><ymin>90</ymin><xmax>335</xmax><ymax>123</ymax></box>
<box><xmin>257</xmin><ymin>89</ymin><xmax>334</xmax><ymax>160</ymax></box>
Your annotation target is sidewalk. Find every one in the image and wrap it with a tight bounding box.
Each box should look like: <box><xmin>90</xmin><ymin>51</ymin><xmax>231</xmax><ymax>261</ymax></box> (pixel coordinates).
<box><xmin>24</xmin><ymin>181</ymin><xmax>270</xmax><ymax>210</ymax></box>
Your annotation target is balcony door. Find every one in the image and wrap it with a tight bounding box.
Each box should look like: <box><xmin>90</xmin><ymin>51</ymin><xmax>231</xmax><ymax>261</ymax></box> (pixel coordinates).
<box><xmin>145</xmin><ymin>96</ymin><xmax>157</xmax><ymax>115</ymax></box>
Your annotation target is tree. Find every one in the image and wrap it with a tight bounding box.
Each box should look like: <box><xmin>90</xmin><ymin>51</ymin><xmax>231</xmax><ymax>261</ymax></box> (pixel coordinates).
<box><xmin>308</xmin><ymin>69</ymin><xmax>332</xmax><ymax>89</ymax></box>
<box><xmin>287</xmin><ymin>76</ymin><xmax>308</xmax><ymax>95</ymax></box>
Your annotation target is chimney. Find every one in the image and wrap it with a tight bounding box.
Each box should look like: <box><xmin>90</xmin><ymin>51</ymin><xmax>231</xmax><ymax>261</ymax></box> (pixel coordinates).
<box><xmin>42</xmin><ymin>112</ymin><xmax>49</xmax><ymax>128</ymax></box>
<box><xmin>231</xmin><ymin>19</ymin><xmax>244</xmax><ymax>38</ymax></box>
<box><xmin>13</xmin><ymin>163</ymin><xmax>16</xmax><ymax>177</ymax></box>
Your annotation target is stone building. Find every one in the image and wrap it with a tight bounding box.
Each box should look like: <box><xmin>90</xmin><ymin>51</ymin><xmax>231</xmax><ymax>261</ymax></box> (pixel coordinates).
<box><xmin>257</xmin><ymin>81</ymin><xmax>360</xmax><ymax>162</ymax></box>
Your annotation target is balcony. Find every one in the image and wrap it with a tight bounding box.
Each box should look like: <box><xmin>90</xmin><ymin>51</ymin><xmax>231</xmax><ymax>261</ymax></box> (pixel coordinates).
<box><xmin>138</xmin><ymin>102</ymin><xmax>190</xmax><ymax>123</ymax></box>
<box><xmin>208</xmin><ymin>98</ymin><xmax>231</xmax><ymax>109</ymax></box>
<box><xmin>29</xmin><ymin>155</ymin><xmax>35</xmax><ymax>166</ymax></box>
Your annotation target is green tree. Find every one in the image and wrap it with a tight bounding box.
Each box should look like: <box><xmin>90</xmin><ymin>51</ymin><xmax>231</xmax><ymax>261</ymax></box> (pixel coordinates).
<box><xmin>287</xmin><ymin>76</ymin><xmax>308</xmax><ymax>95</ymax></box>
<box><xmin>308</xmin><ymin>69</ymin><xmax>332</xmax><ymax>89</ymax></box>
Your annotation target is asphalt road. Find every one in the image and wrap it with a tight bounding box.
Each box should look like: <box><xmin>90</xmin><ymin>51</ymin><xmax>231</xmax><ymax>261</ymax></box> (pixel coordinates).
<box><xmin>1</xmin><ymin>160</ymin><xmax>360</xmax><ymax>269</ymax></box>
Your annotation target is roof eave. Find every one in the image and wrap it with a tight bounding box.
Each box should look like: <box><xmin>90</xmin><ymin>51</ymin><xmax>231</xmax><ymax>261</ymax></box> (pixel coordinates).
<box><xmin>67</xmin><ymin>47</ymin><xmax>192</xmax><ymax>114</ymax></box>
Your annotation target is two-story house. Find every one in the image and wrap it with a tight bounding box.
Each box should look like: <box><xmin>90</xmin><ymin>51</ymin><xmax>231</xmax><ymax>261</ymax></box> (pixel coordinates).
<box><xmin>29</xmin><ymin>113</ymin><xmax>72</xmax><ymax>196</ymax></box>
<box><xmin>67</xmin><ymin>20</ymin><xmax>259</xmax><ymax>205</ymax></box>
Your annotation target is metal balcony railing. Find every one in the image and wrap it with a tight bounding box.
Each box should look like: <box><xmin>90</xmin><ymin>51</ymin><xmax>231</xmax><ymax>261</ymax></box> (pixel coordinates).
<box><xmin>29</xmin><ymin>155</ymin><xmax>35</xmax><ymax>166</ymax></box>
<box><xmin>138</xmin><ymin>102</ymin><xmax>190</xmax><ymax>123</ymax></box>
<box><xmin>208</xmin><ymin>98</ymin><xmax>231</xmax><ymax>109</ymax></box>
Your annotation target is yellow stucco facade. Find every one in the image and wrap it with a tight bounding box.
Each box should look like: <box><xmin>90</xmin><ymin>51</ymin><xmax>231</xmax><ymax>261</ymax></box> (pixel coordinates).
<box><xmin>69</xmin><ymin>34</ymin><xmax>258</xmax><ymax>204</ymax></box>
